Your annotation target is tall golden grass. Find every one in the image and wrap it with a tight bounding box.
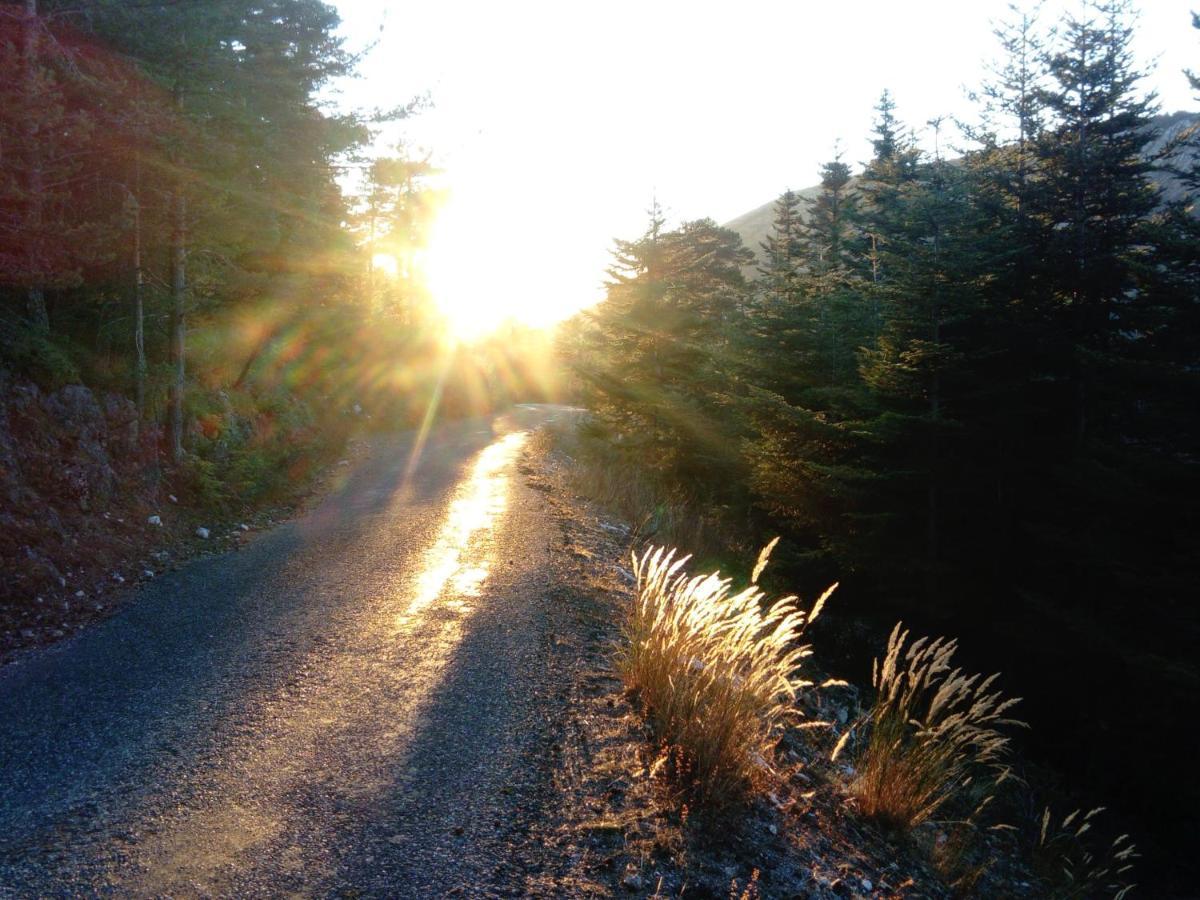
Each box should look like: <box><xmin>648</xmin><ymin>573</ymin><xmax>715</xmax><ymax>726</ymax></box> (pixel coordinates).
<box><xmin>1036</xmin><ymin>806</ymin><xmax>1138</xmax><ymax>899</ymax></box>
<box><xmin>620</xmin><ymin>543</ymin><xmax>836</xmax><ymax>805</ymax></box>
<box><xmin>842</xmin><ymin>622</ymin><xmax>1024</xmax><ymax>830</ymax></box>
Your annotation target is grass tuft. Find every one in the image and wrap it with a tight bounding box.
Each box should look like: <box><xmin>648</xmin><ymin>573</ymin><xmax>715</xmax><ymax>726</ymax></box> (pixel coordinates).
<box><xmin>849</xmin><ymin>622</ymin><xmax>1024</xmax><ymax>830</ymax></box>
<box><xmin>1035</xmin><ymin>806</ymin><xmax>1139</xmax><ymax>899</ymax></box>
<box><xmin>619</xmin><ymin>543</ymin><xmax>836</xmax><ymax>806</ymax></box>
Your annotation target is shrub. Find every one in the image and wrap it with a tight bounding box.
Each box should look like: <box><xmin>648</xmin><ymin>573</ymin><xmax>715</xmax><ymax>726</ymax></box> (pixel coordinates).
<box><xmin>620</xmin><ymin>543</ymin><xmax>836</xmax><ymax>805</ymax></box>
<box><xmin>845</xmin><ymin>623</ymin><xmax>1024</xmax><ymax>830</ymax></box>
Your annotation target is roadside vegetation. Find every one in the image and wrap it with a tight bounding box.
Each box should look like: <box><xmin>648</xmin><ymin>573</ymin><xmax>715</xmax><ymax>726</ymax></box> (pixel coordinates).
<box><xmin>559</xmin><ymin>1</ymin><xmax>1198</xmax><ymax>887</ymax></box>
<box><xmin>609</xmin><ymin>532</ymin><xmax>1137</xmax><ymax>897</ymax></box>
<box><xmin>845</xmin><ymin>624</ymin><xmax>1023</xmax><ymax>831</ymax></box>
<box><xmin>621</xmin><ymin>542</ymin><xmax>836</xmax><ymax>805</ymax></box>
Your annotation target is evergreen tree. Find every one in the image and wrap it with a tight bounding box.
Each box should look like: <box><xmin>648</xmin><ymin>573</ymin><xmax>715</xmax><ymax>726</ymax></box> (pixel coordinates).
<box><xmin>757</xmin><ymin>189</ymin><xmax>804</xmax><ymax>293</ymax></box>
<box><xmin>1034</xmin><ymin>0</ymin><xmax>1159</xmax><ymax>447</ymax></box>
<box><xmin>801</xmin><ymin>152</ymin><xmax>867</xmax><ymax>386</ymax></box>
<box><xmin>575</xmin><ymin>207</ymin><xmax>752</xmax><ymax>499</ymax></box>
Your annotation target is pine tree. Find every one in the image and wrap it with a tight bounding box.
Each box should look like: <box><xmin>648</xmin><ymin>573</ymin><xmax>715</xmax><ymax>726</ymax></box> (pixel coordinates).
<box><xmin>801</xmin><ymin>152</ymin><xmax>866</xmax><ymax>386</ymax></box>
<box><xmin>574</xmin><ymin>206</ymin><xmax>752</xmax><ymax>497</ymax></box>
<box><xmin>857</xmin><ymin>118</ymin><xmax>986</xmax><ymax>597</ymax></box>
<box><xmin>1034</xmin><ymin>0</ymin><xmax>1159</xmax><ymax>448</ymax></box>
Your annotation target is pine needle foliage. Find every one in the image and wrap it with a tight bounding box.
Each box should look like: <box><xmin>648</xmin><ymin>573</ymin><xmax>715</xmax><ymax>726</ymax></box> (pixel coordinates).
<box><xmin>851</xmin><ymin>623</ymin><xmax>1024</xmax><ymax>829</ymax></box>
<box><xmin>620</xmin><ymin>544</ymin><xmax>836</xmax><ymax>806</ymax></box>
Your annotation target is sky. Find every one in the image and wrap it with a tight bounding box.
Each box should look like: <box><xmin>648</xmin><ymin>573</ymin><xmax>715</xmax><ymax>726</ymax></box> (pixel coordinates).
<box><xmin>326</xmin><ymin>0</ymin><xmax>1199</xmax><ymax>329</ymax></box>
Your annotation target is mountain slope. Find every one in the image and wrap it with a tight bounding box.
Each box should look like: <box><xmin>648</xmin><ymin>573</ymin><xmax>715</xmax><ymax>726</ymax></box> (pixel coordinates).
<box><xmin>725</xmin><ymin>111</ymin><xmax>1199</xmax><ymax>260</ymax></box>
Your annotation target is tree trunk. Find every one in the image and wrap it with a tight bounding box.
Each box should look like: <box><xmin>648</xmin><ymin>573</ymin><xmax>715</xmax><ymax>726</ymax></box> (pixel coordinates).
<box><xmin>23</xmin><ymin>0</ymin><xmax>48</xmax><ymax>330</ymax></box>
<box><xmin>168</xmin><ymin>157</ymin><xmax>186</xmax><ymax>465</ymax></box>
<box><xmin>132</xmin><ymin>156</ymin><xmax>146</xmax><ymax>436</ymax></box>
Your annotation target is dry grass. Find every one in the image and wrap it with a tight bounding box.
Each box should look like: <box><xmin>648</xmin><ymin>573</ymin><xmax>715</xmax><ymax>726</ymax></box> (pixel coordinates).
<box><xmin>1035</xmin><ymin>806</ymin><xmax>1138</xmax><ymax>899</ymax></box>
<box><xmin>843</xmin><ymin>623</ymin><xmax>1024</xmax><ymax>830</ymax></box>
<box><xmin>543</xmin><ymin>419</ymin><xmax>728</xmax><ymax>557</ymax></box>
<box><xmin>619</xmin><ymin>543</ymin><xmax>836</xmax><ymax>806</ymax></box>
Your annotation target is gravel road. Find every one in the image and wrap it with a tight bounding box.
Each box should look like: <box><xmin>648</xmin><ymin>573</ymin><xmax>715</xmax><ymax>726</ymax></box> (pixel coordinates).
<box><xmin>0</xmin><ymin>404</ymin><xmax>586</xmax><ymax>898</ymax></box>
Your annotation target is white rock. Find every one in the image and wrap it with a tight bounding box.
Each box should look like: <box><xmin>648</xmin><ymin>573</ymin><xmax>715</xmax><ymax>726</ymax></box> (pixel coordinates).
<box><xmin>144</xmin><ymin>570</ymin><xmax>154</xmax><ymax>578</ymax></box>
<box><xmin>239</xmin><ymin>523</ymin><xmax>249</xmax><ymax>531</ymax></box>
<box><xmin>337</xmin><ymin>459</ymin><xmax>350</xmax><ymax>467</ymax></box>
<box><xmin>195</xmin><ymin>527</ymin><xmax>210</xmax><ymax>539</ymax></box>
<box><xmin>862</xmin><ymin>879</ymin><xmax>873</xmax><ymax>892</ymax></box>
<box><xmin>75</xmin><ymin>590</ymin><xmax>85</xmax><ymax>598</ymax></box>
<box><xmin>147</xmin><ymin>515</ymin><xmax>162</xmax><ymax>526</ymax></box>
<box><xmin>353</xmin><ymin>403</ymin><xmax>362</xmax><ymax>414</ymax></box>
<box><xmin>168</xmin><ymin>494</ymin><xmax>178</xmax><ymax>503</ymax></box>
<box><xmin>111</xmin><ymin>573</ymin><xmax>125</xmax><ymax>584</ymax></box>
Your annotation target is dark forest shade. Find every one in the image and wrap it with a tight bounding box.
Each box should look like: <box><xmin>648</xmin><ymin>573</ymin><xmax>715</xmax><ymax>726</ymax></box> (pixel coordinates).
<box><xmin>568</xmin><ymin>0</ymin><xmax>1199</xmax><ymax>887</ymax></box>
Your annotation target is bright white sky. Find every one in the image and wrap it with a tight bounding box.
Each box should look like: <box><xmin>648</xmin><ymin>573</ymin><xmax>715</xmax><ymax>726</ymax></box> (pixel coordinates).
<box><xmin>327</xmin><ymin>0</ymin><xmax>1198</xmax><ymax>332</ymax></box>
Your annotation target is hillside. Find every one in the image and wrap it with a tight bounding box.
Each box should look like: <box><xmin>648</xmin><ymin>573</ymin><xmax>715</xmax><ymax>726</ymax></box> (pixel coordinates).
<box><xmin>725</xmin><ymin>111</ymin><xmax>1200</xmax><ymax>259</ymax></box>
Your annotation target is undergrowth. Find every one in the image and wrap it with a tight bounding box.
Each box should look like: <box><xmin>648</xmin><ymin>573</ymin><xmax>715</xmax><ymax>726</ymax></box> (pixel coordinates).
<box><xmin>840</xmin><ymin>623</ymin><xmax>1025</xmax><ymax>830</ymax></box>
<box><xmin>548</xmin><ymin>417</ymin><xmax>735</xmax><ymax>562</ymax></box>
<box><xmin>620</xmin><ymin>542</ymin><xmax>836</xmax><ymax>806</ymax></box>
<box><xmin>554</xmin><ymin>422</ymin><xmax>1141</xmax><ymax>895</ymax></box>
<box><xmin>1035</xmin><ymin>806</ymin><xmax>1139</xmax><ymax>899</ymax></box>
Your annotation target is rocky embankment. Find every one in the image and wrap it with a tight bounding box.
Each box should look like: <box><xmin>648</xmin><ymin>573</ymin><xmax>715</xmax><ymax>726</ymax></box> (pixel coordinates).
<box><xmin>0</xmin><ymin>374</ymin><xmax>299</xmax><ymax>665</ymax></box>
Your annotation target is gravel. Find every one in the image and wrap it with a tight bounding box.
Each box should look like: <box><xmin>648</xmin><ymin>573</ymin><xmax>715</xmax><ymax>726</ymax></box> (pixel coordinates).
<box><xmin>0</xmin><ymin>405</ymin><xmax>588</xmax><ymax>898</ymax></box>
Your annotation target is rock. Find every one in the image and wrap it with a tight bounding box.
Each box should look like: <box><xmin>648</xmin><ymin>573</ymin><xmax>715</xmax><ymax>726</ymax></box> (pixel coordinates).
<box><xmin>43</xmin><ymin>385</ymin><xmax>116</xmax><ymax>510</ymax></box>
<box><xmin>861</xmin><ymin>878</ymin><xmax>873</xmax><ymax>892</ymax></box>
<box><xmin>239</xmin><ymin>523</ymin><xmax>249</xmax><ymax>531</ymax></box>
<box><xmin>621</xmin><ymin>865</ymin><xmax>643</xmax><ymax>891</ymax></box>
<box><xmin>147</xmin><ymin>515</ymin><xmax>162</xmax><ymax>526</ymax></box>
<box><xmin>143</xmin><ymin>570</ymin><xmax>154</xmax><ymax>578</ymax></box>
<box><xmin>168</xmin><ymin>494</ymin><xmax>178</xmax><ymax>503</ymax></box>
<box><xmin>337</xmin><ymin>459</ymin><xmax>350</xmax><ymax>467</ymax></box>
<box><xmin>195</xmin><ymin>527</ymin><xmax>210</xmax><ymax>539</ymax></box>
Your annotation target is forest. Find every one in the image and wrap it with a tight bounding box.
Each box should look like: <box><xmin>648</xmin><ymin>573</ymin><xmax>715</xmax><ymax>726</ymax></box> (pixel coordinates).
<box><xmin>565</xmin><ymin>0</ymin><xmax>1199</xmax><ymax>880</ymax></box>
<box><xmin>0</xmin><ymin>0</ymin><xmax>551</xmax><ymax>496</ymax></box>
<box><xmin>2</xmin><ymin>0</ymin><xmax>1198</xmax><ymax>893</ymax></box>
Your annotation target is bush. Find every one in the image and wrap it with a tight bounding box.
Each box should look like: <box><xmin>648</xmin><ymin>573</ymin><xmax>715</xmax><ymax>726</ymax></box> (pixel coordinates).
<box><xmin>845</xmin><ymin>623</ymin><xmax>1023</xmax><ymax>830</ymax></box>
<box><xmin>620</xmin><ymin>543</ymin><xmax>836</xmax><ymax>805</ymax></box>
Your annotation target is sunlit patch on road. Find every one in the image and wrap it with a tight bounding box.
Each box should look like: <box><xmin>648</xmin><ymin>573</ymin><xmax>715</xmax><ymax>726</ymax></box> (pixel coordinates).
<box><xmin>396</xmin><ymin>431</ymin><xmax>528</xmax><ymax>629</ymax></box>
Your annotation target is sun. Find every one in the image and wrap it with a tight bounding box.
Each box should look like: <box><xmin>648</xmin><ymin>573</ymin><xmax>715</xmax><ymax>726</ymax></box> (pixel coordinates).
<box><xmin>422</xmin><ymin>203</ymin><xmax>511</xmax><ymax>340</ymax></box>
<box><xmin>421</xmin><ymin>173</ymin><xmax>595</xmax><ymax>342</ymax></box>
